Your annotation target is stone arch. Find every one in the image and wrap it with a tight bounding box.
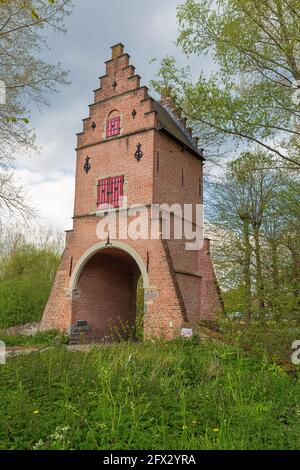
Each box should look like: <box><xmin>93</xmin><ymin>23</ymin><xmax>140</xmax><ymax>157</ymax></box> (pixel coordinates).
<box><xmin>106</xmin><ymin>109</ymin><xmax>120</xmax><ymax>119</ymax></box>
<box><xmin>68</xmin><ymin>241</ymin><xmax>150</xmax><ymax>297</ymax></box>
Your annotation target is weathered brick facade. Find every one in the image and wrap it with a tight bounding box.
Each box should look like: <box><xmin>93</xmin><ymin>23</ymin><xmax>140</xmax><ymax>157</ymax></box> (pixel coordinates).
<box><xmin>41</xmin><ymin>44</ymin><xmax>223</xmax><ymax>341</ymax></box>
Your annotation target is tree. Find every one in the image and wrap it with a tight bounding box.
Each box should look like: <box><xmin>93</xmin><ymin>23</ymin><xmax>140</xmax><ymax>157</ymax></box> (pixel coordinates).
<box><xmin>275</xmin><ymin>180</ymin><xmax>300</xmax><ymax>300</ymax></box>
<box><xmin>151</xmin><ymin>0</ymin><xmax>300</xmax><ymax>167</ymax></box>
<box><xmin>208</xmin><ymin>160</ymin><xmax>254</xmax><ymax>322</ymax></box>
<box><xmin>208</xmin><ymin>151</ymin><xmax>300</xmax><ymax>321</ymax></box>
<box><xmin>0</xmin><ymin>0</ymin><xmax>73</xmax><ymax>217</ymax></box>
<box><xmin>230</xmin><ymin>152</ymin><xmax>281</xmax><ymax>315</ymax></box>
<box><xmin>0</xmin><ymin>225</ymin><xmax>63</xmax><ymax>327</ymax></box>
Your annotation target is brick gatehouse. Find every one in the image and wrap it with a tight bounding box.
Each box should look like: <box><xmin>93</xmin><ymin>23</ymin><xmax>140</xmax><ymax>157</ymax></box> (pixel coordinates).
<box><xmin>41</xmin><ymin>44</ymin><xmax>223</xmax><ymax>341</ymax></box>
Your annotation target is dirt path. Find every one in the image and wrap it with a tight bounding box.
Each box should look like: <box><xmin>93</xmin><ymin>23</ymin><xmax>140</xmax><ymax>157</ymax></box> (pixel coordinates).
<box><xmin>6</xmin><ymin>343</ymin><xmax>109</xmax><ymax>358</ymax></box>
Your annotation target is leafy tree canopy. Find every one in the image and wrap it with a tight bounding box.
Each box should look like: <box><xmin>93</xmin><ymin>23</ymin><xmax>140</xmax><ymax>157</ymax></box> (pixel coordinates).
<box><xmin>151</xmin><ymin>0</ymin><xmax>300</xmax><ymax>167</ymax></box>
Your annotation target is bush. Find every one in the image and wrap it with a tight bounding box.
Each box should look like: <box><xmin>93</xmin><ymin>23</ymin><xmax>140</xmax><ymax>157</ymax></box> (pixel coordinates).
<box><xmin>218</xmin><ymin>318</ymin><xmax>300</xmax><ymax>362</ymax></box>
<box><xmin>0</xmin><ymin>246</ymin><xmax>60</xmax><ymax>328</ymax></box>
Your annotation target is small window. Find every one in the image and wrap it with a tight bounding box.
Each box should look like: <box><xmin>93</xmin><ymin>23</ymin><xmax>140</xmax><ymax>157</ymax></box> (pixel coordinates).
<box><xmin>106</xmin><ymin>116</ymin><xmax>121</xmax><ymax>138</ymax></box>
<box><xmin>97</xmin><ymin>175</ymin><xmax>124</xmax><ymax>210</ymax></box>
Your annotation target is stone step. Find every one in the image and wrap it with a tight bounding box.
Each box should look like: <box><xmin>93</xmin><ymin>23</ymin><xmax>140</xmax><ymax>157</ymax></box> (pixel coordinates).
<box><xmin>68</xmin><ymin>323</ymin><xmax>93</xmax><ymax>345</ymax></box>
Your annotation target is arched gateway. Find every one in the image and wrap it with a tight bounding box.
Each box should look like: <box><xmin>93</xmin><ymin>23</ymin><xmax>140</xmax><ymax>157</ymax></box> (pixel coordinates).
<box><xmin>40</xmin><ymin>44</ymin><xmax>223</xmax><ymax>342</ymax></box>
<box><xmin>68</xmin><ymin>242</ymin><xmax>149</xmax><ymax>340</ymax></box>
<box><xmin>68</xmin><ymin>241</ymin><xmax>150</xmax><ymax>294</ymax></box>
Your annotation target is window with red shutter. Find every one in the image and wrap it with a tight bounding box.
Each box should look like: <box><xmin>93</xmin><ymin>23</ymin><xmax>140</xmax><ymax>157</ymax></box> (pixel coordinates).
<box><xmin>106</xmin><ymin>116</ymin><xmax>121</xmax><ymax>138</ymax></box>
<box><xmin>111</xmin><ymin>175</ymin><xmax>124</xmax><ymax>208</ymax></box>
<box><xmin>97</xmin><ymin>177</ymin><xmax>111</xmax><ymax>210</ymax></box>
<box><xmin>97</xmin><ymin>175</ymin><xmax>124</xmax><ymax>210</ymax></box>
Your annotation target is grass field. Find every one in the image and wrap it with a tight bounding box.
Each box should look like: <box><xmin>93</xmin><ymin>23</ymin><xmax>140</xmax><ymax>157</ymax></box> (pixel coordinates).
<box><xmin>0</xmin><ymin>330</ymin><xmax>67</xmax><ymax>347</ymax></box>
<box><xmin>0</xmin><ymin>338</ymin><xmax>299</xmax><ymax>450</ymax></box>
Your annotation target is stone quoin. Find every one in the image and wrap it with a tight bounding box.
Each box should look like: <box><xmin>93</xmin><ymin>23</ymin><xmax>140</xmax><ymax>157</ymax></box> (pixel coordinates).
<box><xmin>40</xmin><ymin>44</ymin><xmax>223</xmax><ymax>341</ymax></box>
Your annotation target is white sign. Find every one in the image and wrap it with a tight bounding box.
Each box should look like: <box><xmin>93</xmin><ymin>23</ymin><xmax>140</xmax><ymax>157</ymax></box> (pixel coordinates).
<box><xmin>181</xmin><ymin>328</ymin><xmax>193</xmax><ymax>338</ymax></box>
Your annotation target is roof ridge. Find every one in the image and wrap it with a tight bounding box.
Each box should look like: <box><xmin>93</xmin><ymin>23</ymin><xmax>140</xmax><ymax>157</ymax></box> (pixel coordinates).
<box><xmin>153</xmin><ymin>99</ymin><xmax>201</xmax><ymax>156</ymax></box>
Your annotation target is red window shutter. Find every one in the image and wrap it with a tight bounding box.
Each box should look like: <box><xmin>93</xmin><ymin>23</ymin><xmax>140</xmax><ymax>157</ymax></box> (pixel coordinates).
<box><xmin>106</xmin><ymin>116</ymin><xmax>121</xmax><ymax>138</ymax></box>
<box><xmin>115</xmin><ymin>116</ymin><xmax>121</xmax><ymax>134</ymax></box>
<box><xmin>110</xmin><ymin>175</ymin><xmax>124</xmax><ymax>208</ymax></box>
<box><xmin>97</xmin><ymin>175</ymin><xmax>124</xmax><ymax>210</ymax></box>
<box><xmin>97</xmin><ymin>177</ymin><xmax>111</xmax><ymax>209</ymax></box>
<box><xmin>119</xmin><ymin>175</ymin><xmax>125</xmax><ymax>206</ymax></box>
<box><xmin>106</xmin><ymin>119</ymin><xmax>112</xmax><ymax>137</ymax></box>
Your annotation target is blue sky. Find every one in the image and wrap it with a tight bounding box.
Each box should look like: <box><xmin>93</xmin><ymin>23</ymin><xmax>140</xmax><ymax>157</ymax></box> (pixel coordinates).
<box><xmin>15</xmin><ymin>0</ymin><xmax>210</xmax><ymax>231</ymax></box>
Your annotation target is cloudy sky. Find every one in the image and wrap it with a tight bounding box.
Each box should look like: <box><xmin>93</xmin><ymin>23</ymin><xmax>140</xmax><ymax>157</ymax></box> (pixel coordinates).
<box><xmin>15</xmin><ymin>0</ymin><xmax>208</xmax><ymax>232</ymax></box>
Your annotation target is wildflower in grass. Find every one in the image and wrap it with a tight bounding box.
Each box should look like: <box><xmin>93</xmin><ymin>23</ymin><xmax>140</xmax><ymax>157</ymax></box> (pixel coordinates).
<box><xmin>49</xmin><ymin>426</ymin><xmax>71</xmax><ymax>450</ymax></box>
<box><xmin>50</xmin><ymin>425</ymin><xmax>70</xmax><ymax>440</ymax></box>
<box><xmin>182</xmin><ymin>425</ymin><xmax>188</xmax><ymax>430</ymax></box>
<box><xmin>32</xmin><ymin>410</ymin><xmax>40</xmax><ymax>415</ymax></box>
<box><xmin>33</xmin><ymin>439</ymin><xmax>44</xmax><ymax>450</ymax></box>
<box><xmin>213</xmin><ymin>428</ymin><xmax>220</xmax><ymax>433</ymax></box>
<box><xmin>95</xmin><ymin>422</ymin><xmax>107</xmax><ymax>431</ymax></box>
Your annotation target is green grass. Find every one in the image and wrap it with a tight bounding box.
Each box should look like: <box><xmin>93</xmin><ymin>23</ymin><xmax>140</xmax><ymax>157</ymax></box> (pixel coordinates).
<box><xmin>0</xmin><ymin>330</ymin><xmax>67</xmax><ymax>347</ymax></box>
<box><xmin>0</xmin><ymin>338</ymin><xmax>299</xmax><ymax>450</ymax></box>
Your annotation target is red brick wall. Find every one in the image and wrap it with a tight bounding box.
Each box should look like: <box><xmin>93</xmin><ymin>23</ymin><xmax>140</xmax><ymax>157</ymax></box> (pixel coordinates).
<box><xmin>41</xmin><ymin>45</ymin><xmax>223</xmax><ymax>340</ymax></box>
<box><xmin>41</xmin><ymin>216</ymin><xmax>188</xmax><ymax>338</ymax></box>
<box><xmin>153</xmin><ymin>131</ymin><xmax>203</xmax><ymax>208</ymax></box>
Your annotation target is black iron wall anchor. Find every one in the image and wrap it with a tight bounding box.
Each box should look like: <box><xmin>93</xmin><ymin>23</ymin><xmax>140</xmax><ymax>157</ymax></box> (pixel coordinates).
<box><xmin>105</xmin><ymin>231</ymin><xmax>113</xmax><ymax>247</ymax></box>
<box><xmin>91</xmin><ymin>121</ymin><xmax>96</xmax><ymax>131</ymax></box>
<box><xmin>83</xmin><ymin>156</ymin><xmax>91</xmax><ymax>174</ymax></box>
<box><xmin>135</xmin><ymin>142</ymin><xmax>143</xmax><ymax>162</ymax></box>
<box><xmin>112</xmin><ymin>80</ymin><xmax>117</xmax><ymax>90</ymax></box>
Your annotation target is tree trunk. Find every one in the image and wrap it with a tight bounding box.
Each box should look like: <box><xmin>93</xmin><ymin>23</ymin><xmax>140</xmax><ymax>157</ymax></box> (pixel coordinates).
<box><xmin>253</xmin><ymin>226</ymin><xmax>265</xmax><ymax>318</ymax></box>
<box><xmin>289</xmin><ymin>245</ymin><xmax>300</xmax><ymax>296</ymax></box>
<box><xmin>288</xmin><ymin>244</ymin><xmax>300</xmax><ymax>324</ymax></box>
<box><xmin>270</xmin><ymin>239</ymin><xmax>281</xmax><ymax>321</ymax></box>
<box><xmin>270</xmin><ymin>240</ymin><xmax>279</xmax><ymax>291</ymax></box>
<box><xmin>242</xmin><ymin>219</ymin><xmax>252</xmax><ymax>324</ymax></box>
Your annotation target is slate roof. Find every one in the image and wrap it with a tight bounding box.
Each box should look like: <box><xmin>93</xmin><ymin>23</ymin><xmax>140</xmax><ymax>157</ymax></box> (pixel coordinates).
<box><xmin>153</xmin><ymin>99</ymin><xmax>204</xmax><ymax>161</ymax></box>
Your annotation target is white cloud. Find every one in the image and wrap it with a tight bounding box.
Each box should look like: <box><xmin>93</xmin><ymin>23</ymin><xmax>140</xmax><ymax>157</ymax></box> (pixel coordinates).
<box><xmin>16</xmin><ymin>100</ymin><xmax>85</xmax><ymax>174</ymax></box>
<box><xmin>140</xmin><ymin>2</ymin><xmax>178</xmax><ymax>42</ymax></box>
<box><xmin>14</xmin><ymin>168</ymin><xmax>74</xmax><ymax>231</ymax></box>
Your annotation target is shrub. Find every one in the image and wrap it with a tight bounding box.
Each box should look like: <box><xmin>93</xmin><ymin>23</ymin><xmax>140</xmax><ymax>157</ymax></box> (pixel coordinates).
<box><xmin>0</xmin><ymin>246</ymin><xmax>60</xmax><ymax>328</ymax></box>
